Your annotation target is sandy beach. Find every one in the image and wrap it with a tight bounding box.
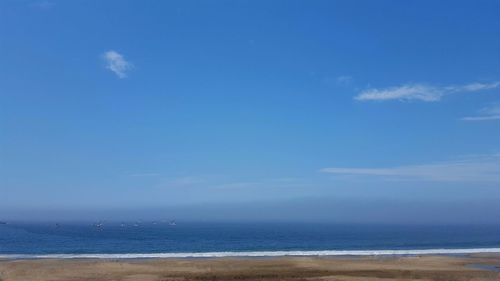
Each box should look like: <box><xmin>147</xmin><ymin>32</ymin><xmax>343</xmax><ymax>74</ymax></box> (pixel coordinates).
<box><xmin>0</xmin><ymin>254</ymin><xmax>499</xmax><ymax>281</ymax></box>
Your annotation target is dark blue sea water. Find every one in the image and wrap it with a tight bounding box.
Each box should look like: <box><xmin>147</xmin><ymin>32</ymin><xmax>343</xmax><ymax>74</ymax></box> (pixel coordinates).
<box><xmin>1</xmin><ymin>222</ymin><xmax>499</xmax><ymax>257</ymax></box>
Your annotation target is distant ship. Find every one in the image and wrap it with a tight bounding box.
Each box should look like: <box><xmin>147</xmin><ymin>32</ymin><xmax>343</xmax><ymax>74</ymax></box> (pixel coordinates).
<box><xmin>0</xmin><ymin>221</ymin><xmax>7</xmax><ymax>225</ymax></box>
<box><xmin>93</xmin><ymin>222</ymin><xmax>104</xmax><ymax>229</ymax></box>
<box><xmin>169</xmin><ymin>220</ymin><xmax>176</xmax><ymax>226</ymax></box>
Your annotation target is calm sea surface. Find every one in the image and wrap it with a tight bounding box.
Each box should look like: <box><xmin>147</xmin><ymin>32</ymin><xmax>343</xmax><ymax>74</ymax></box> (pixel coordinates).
<box><xmin>1</xmin><ymin>222</ymin><xmax>499</xmax><ymax>257</ymax></box>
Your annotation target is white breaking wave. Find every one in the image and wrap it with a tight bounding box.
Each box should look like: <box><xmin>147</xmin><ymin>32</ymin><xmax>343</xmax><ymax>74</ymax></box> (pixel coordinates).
<box><xmin>1</xmin><ymin>248</ymin><xmax>500</xmax><ymax>259</ymax></box>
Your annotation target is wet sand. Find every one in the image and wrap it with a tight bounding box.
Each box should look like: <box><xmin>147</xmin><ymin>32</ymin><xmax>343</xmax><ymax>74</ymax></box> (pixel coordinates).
<box><xmin>0</xmin><ymin>254</ymin><xmax>499</xmax><ymax>281</ymax></box>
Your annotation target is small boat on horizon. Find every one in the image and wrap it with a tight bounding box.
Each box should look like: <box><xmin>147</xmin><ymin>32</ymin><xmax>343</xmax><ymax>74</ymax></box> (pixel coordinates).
<box><xmin>93</xmin><ymin>222</ymin><xmax>104</xmax><ymax>230</ymax></box>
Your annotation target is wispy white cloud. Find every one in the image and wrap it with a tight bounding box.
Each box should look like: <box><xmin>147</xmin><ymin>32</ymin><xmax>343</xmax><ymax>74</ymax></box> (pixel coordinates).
<box><xmin>128</xmin><ymin>173</ymin><xmax>160</xmax><ymax>177</ymax></box>
<box><xmin>102</xmin><ymin>50</ymin><xmax>132</xmax><ymax>78</ymax></box>
<box><xmin>152</xmin><ymin>175</ymin><xmax>308</xmax><ymax>190</ymax></box>
<box><xmin>336</xmin><ymin>75</ymin><xmax>353</xmax><ymax>85</ymax></box>
<box><xmin>214</xmin><ymin>180</ymin><xmax>310</xmax><ymax>190</ymax></box>
<box><xmin>355</xmin><ymin>81</ymin><xmax>500</xmax><ymax>102</ymax></box>
<box><xmin>320</xmin><ymin>154</ymin><xmax>500</xmax><ymax>182</ymax></box>
<box><xmin>462</xmin><ymin>105</ymin><xmax>500</xmax><ymax>121</ymax></box>
<box><xmin>155</xmin><ymin>176</ymin><xmax>207</xmax><ymax>189</ymax></box>
<box><xmin>168</xmin><ymin>176</ymin><xmax>205</xmax><ymax>186</ymax></box>
<box><xmin>30</xmin><ymin>0</ymin><xmax>54</xmax><ymax>9</ymax></box>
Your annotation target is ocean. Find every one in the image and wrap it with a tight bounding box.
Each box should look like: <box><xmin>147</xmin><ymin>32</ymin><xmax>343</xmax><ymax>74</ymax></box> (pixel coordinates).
<box><xmin>1</xmin><ymin>222</ymin><xmax>499</xmax><ymax>258</ymax></box>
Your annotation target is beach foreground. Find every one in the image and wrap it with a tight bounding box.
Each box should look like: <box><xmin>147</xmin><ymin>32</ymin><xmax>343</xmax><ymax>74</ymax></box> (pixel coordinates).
<box><xmin>0</xmin><ymin>254</ymin><xmax>499</xmax><ymax>281</ymax></box>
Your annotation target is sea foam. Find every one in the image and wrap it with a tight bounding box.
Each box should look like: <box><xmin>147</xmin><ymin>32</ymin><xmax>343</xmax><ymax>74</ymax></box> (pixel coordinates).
<box><xmin>2</xmin><ymin>248</ymin><xmax>500</xmax><ymax>259</ymax></box>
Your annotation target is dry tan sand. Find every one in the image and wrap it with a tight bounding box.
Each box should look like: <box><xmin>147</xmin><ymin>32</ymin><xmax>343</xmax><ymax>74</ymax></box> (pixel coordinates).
<box><xmin>0</xmin><ymin>254</ymin><xmax>499</xmax><ymax>281</ymax></box>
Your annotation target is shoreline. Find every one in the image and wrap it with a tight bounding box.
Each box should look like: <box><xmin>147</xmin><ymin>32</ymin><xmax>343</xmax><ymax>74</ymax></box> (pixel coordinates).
<box><xmin>1</xmin><ymin>247</ymin><xmax>500</xmax><ymax>260</ymax></box>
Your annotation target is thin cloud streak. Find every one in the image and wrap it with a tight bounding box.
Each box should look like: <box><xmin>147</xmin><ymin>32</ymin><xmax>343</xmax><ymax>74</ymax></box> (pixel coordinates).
<box><xmin>102</xmin><ymin>50</ymin><xmax>132</xmax><ymax>78</ymax></box>
<box><xmin>462</xmin><ymin>115</ymin><xmax>500</xmax><ymax>121</ymax></box>
<box><xmin>336</xmin><ymin>75</ymin><xmax>353</xmax><ymax>85</ymax></box>
<box><xmin>128</xmin><ymin>173</ymin><xmax>160</xmax><ymax>177</ymax></box>
<box><xmin>30</xmin><ymin>0</ymin><xmax>54</xmax><ymax>9</ymax></box>
<box><xmin>355</xmin><ymin>81</ymin><xmax>500</xmax><ymax>102</ymax></box>
<box><xmin>153</xmin><ymin>176</ymin><xmax>308</xmax><ymax>190</ymax></box>
<box><xmin>321</xmin><ymin>154</ymin><xmax>500</xmax><ymax>182</ymax></box>
<box><xmin>462</xmin><ymin>105</ymin><xmax>500</xmax><ymax>121</ymax></box>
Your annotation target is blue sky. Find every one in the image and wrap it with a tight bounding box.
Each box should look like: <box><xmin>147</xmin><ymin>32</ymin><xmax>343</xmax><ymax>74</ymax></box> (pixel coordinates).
<box><xmin>1</xmin><ymin>0</ymin><xmax>500</xmax><ymax>222</ymax></box>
